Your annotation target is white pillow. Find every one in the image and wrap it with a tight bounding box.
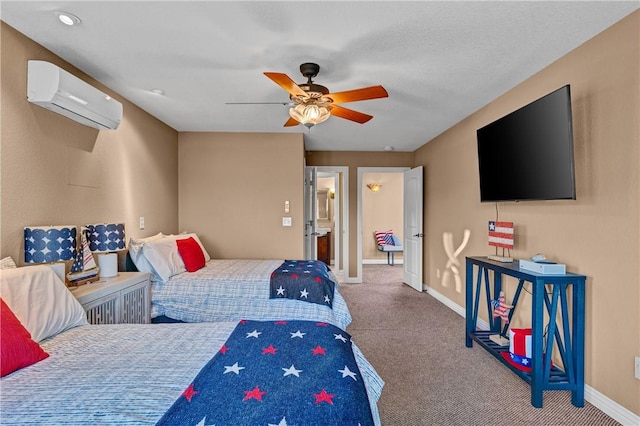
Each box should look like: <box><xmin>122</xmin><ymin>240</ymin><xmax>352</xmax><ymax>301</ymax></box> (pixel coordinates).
<box><xmin>128</xmin><ymin>233</ymin><xmax>165</xmax><ymax>280</ymax></box>
<box><xmin>141</xmin><ymin>237</ymin><xmax>186</xmax><ymax>282</ymax></box>
<box><xmin>0</xmin><ymin>257</ymin><xmax>17</xmax><ymax>269</ymax></box>
<box><xmin>128</xmin><ymin>232</ymin><xmax>164</xmax><ymax>261</ymax></box>
<box><xmin>0</xmin><ymin>265</ymin><xmax>88</xmax><ymax>342</ymax></box>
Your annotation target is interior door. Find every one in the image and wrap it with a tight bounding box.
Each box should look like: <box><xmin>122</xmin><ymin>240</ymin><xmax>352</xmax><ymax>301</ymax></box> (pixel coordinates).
<box><xmin>403</xmin><ymin>166</ymin><xmax>424</xmax><ymax>291</ymax></box>
<box><xmin>304</xmin><ymin>167</ymin><xmax>318</xmax><ymax>260</ymax></box>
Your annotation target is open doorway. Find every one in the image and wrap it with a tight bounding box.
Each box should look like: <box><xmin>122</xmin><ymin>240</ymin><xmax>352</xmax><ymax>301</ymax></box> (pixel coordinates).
<box><xmin>356</xmin><ymin>167</ymin><xmax>409</xmax><ymax>283</ymax></box>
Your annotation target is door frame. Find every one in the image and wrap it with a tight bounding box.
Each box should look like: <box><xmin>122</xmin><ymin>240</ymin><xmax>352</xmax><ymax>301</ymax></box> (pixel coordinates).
<box><xmin>307</xmin><ymin>166</ymin><xmax>349</xmax><ymax>278</ymax></box>
<box><xmin>356</xmin><ymin>167</ymin><xmax>410</xmax><ymax>283</ymax></box>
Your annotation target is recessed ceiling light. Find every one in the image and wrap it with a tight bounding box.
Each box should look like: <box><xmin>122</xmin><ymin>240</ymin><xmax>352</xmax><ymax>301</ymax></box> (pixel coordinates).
<box><xmin>383</xmin><ymin>146</ymin><xmax>394</xmax><ymax>151</ymax></box>
<box><xmin>55</xmin><ymin>11</ymin><xmax>81</xmax><ymax>26</ymax></box>
<box><xmin>151</xmin><ymin>89</ymin><xmax>165</xmax><ymax>96</ymax></box>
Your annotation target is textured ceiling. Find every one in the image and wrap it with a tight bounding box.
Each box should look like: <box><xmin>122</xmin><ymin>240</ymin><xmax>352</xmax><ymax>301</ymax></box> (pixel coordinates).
<box><xmin>1</xmin><ymin>1</ymin><xmax>637</xmax><ymax>151</ymax></box>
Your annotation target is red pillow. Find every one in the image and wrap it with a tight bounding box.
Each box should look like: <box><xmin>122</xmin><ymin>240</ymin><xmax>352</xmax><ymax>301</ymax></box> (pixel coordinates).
<box><xmin>176</xmin><ymin>237</ymin><xmax>206</xmax><ymax>272</ymax></box>
<box><xmin>1</xmin><ymin>299</ymin><xmax>49</xmax><ymax>377</ymax></box>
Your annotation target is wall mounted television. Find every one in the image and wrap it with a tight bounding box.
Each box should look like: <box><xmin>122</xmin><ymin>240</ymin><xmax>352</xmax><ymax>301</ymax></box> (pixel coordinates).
<box><xmin>476</xmin><ymin>85</ymin><xmax>576</xmax><ymax>203</ymax></box>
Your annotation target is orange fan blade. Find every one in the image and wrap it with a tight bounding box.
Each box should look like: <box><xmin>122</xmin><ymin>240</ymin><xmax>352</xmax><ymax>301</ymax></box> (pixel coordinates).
<box><xmin>264</xmin><ymin>72</ymin><xmax>308</xmax><ymax>98</ymax></box>
<box><xmin>326</xmin><ymin>85</ymin><xmax>388</xmax><ymax>104</ymax></box>
<box><xmin>284</xmin><ymin>116</ymin><xmax>299</xmax><ymax>127</ymax></box>
<box><xmin>330</xmin><ymin>105</ymin><xmax>373</xmax><ymax>124</ymax></box>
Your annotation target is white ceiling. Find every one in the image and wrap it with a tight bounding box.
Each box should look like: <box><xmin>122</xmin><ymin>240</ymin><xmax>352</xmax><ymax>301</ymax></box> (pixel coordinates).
<box><xmin>1</xmin><ymin>1</ymin><xmax>637</xmax><ymax>152</ymax></box>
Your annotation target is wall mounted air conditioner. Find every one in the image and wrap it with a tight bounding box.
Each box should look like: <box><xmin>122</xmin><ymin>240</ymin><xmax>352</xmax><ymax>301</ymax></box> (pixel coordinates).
<box><xmin>27</xmin><ymin>60</ymin><xmax>122</xmax><ymax>130</ymax></box>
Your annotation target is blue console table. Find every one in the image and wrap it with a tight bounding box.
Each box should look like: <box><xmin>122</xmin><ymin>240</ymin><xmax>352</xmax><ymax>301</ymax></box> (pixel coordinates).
<box><xmin>465</xmin><ymin>256</ymin><xmax>586</xmax><ymax>408</ymax></box>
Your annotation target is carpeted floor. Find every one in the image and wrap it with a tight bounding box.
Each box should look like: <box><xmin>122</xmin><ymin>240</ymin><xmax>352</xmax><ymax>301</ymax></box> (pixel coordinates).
<box><xmin>339</xmin><ymin>264</ymin><xmax>620</xmax><ymax>426</ymax></box>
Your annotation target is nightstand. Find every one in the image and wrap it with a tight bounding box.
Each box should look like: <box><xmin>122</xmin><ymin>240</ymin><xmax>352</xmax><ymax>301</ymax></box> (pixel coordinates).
<box><xmin>70</xmin><ymin>272</ymin><xmax>151</xmax><ymax>324</ymax></box>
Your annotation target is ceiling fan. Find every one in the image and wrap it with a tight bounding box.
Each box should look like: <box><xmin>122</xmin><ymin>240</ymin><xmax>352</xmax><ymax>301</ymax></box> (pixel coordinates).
<box><xmin>229</xmin><ymin>63</ymin><xmax>389</xmax><ymax>128</ymax></box>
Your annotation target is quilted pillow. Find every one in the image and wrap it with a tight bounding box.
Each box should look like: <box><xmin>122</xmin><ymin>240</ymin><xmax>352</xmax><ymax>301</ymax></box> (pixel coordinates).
<box><xmin>1</xmin><ymin>299</ymin><xmax>49</xmax><ymax>377</ymax></box>
<box><xmin>176</xmin><ymin>237</ymin><xmax>206</xmax><ymax>272</ymax></box>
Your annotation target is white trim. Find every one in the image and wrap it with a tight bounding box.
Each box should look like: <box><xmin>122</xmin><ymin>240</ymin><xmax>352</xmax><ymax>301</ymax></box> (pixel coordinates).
<box><xmin>315</xmin><ymin>166</ymin><xmax>348</xmax><ymax>279</ymax></box>
<box><xmin>356</xmin><ymin>167</ymin><xmax>410</xmax><ymax>284</ymax></box>
<box><xmin>363</xmin><ymin>259</ymin><xmax>404</xmax><ymax>265</ymax></box>
<box><xmin>423</xmin><ymin>282</ymin><xmax>640</xmax><ymax>426</ymax></box>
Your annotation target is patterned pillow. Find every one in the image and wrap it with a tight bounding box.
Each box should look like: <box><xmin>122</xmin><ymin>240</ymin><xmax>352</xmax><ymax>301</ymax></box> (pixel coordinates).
<box><xmin>375</xmin><ymin>230</ymin><xmax>394</xmax><ymax>245</ymax></box>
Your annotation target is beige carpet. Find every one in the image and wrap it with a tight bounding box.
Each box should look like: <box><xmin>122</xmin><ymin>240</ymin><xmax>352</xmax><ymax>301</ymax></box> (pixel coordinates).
<box><xmin>340</xmin><ymin>264</ymin><xmax>620</xmax><ymax>426</ymax></box>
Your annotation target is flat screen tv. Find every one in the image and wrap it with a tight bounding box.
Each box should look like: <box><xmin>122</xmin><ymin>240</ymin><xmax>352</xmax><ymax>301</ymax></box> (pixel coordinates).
<box><xmin>476</xmin><ymin>85</ymin><xmax>576</xmax><ymax>202</ymax></box>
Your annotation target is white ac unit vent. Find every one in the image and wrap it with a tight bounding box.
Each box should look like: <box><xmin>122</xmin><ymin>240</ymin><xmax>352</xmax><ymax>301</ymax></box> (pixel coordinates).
<box><xmin>27</xmin><ymin>60</ymin><xmax>122</xmax><ymax>130</ymax></box>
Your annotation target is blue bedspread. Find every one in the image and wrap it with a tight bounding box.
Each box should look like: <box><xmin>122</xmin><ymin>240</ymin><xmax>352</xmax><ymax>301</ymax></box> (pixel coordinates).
<box><xmin>157</xmin><ymin>319</ymin><xmax>374</xmax><ymax>426</ymax></box>
<box><xmin>269</xmin><ymin>260</ymin><xmax>335</xmax><ymax>308</ymax></box>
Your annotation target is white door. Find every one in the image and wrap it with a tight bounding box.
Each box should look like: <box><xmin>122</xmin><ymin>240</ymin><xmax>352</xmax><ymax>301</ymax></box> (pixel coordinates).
<box><xmin>304</xmin><ymin>167</ymin><xmax>318</xmax><ymax>260</ymax></box>
<box><xmin>403</xmin><ymin>166</ymin><xmax>424</xmax><ymax>291</ymax></box>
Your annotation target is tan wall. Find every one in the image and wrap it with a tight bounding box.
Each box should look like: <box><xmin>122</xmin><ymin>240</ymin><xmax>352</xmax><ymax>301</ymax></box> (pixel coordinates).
<box><xmin>306</xmin><ymin>151</ymin><xmax>414</xmax><ymax>277</ymax></box>
<box><xmin>178</xmin><ymin>132</ymin><xmax>304</xmax><ymax>259</ymax></box>
<box><xmin>0</xmin><ymin>22</ymin><xmax>179</xmax><ymax>267</ymax></box>
<box><xmin>362</xmin><ymin>172</ymin><xmax>403</xmax><ymax>261</ymax></box>
<box><xmin>414</xmin><ymin>11</ymin><xmax>639</xmax><ymax>415</ymax></box>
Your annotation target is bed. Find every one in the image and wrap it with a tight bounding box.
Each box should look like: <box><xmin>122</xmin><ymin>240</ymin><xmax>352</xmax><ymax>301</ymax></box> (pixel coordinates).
<box><xmin>1</xmin><ymin>265</ymin><xmax>383</xmax><ymax>425</ymax></box>
<box><xmin>128</xmin><ymin>233</ymin><xmax>352</xmax><ymax>330</ymax></box>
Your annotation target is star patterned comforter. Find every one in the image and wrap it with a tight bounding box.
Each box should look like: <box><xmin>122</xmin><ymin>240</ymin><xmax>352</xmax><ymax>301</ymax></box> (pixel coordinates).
<box><xmin>269</xmin><ymin>260</ymin><xmax>335</xmax><ymax>307</ymax></box>
<box><xmin>157</xmin><ymin>320</ymin><xmax>375</xmax><ymax>425</ymax></box>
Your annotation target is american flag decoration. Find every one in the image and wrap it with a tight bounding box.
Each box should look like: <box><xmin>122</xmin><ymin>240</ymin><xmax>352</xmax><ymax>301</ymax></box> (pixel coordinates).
<box><xmin>491</xmin><ymin>291</ymin><xmax>513</xmax><ymax>324</ymax></box>
<box><xmin>70</xmin><ymin>229</ymin><xmax>97</xmax><ymax>273</ymax></box>
<box><xmin>488</xmin><ymin>221</ymin><xmax>514</xmax><ymax>249</ymax></box>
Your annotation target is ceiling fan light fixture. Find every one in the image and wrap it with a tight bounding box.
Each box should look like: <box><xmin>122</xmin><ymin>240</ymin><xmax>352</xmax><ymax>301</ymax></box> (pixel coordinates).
<box><xmin>289</xmin><ymin>104</ymin><xmax>331</xmax><ymax>128</ymax></box>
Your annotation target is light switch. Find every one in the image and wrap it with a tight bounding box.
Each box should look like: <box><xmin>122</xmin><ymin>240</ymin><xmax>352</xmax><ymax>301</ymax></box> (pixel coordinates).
<box><xmin>139</xmin><ymin>216</ymin><xmax>145</xmax><ymax>229</ymax></box>
<box><xmin>282</xmin><ymin>217</ymin><xmax>292</xmax><ymax>227</ymax></box>
<box><xmin>284</xmin><ymin>201</ymin><xmax>290</xmax><ymax>213</ymax></box>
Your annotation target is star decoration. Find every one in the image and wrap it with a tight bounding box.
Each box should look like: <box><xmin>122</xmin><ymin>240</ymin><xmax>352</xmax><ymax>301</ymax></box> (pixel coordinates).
<box><xmin>246</xmin><ymin>330</ymin><xmax>262</xmax><ymax>338</ymax></box>
<box><xmin>324</xmin><ymin>295</ymin><xmax>331</xmax><ymax>304</ymax></box>
<box><xmin>313</xmin><ymin>389</ymin><xmax>335</xmax><ymax>405</ymax></box>
<box><xmin>316</xmin><ymin>322</ymin><xmax>328</xmax><ymax>327</ymax></box>
<box><xmin>334</xmin><ymin>333</ymin><xmax>347</xmax><ymax>343</ymax></box>
<box><xmin>314</xmin><ymin>276</ymin><xmax>322</xmax><ymax>283</ymax></box>
<box><xmin>282</xmin><ymin>364</ymin><xmax>303</xmax><ymax>377</ymax></box>
<box><xmin>268</xmin><ymin>417</ymin><xmax>288</xmax><ymax>426</ymax></box>
<box><xmin>276</xmin><ymin>286</ymin><xmax>285</xmax><ymax>295</ymax></box>
<box><xmin>243</xmin><ymin>386</ymin><xmax>267</xmax><ymax>402</ymax></box>
<box><xmin>219</xmin><ymin>344</ymin><xmax>229</xmax><ymax>354</ymax></box>
<box><xmin>339</xmin><ymin>365</ymin><xmax>357</xmax><ymax>380</ymax></box>
<box><xmin>300</xmin><ymin>289</ymin><xmax>309</xmax><ymax>299</ymax></box>
<box><xmin>262</xmin><ymin>345</ymin><xmax>277</xmax><ymax>355</ymax></box>
<box><xmin>274</xmin><ymin>320</ymin><xmax>287</xmax><ymax>325</ymax></box>
<box><xmin>290</xmin><ymin>330</ymin><xmax>306</xmax><ymax>339</ymax></box>
<box><xmin>304</xmin><ymin>270</ymin><xmax>311</xmax><ymax>274</ymax></box>
<box><xmin>223</xmin><ymin>362</ymin><xmax>245</xmax><ymax>375</ymax></box>
<box><xmin>312</xmin><ymin>345</ymin><xmax>326</xmax><ymax>356</ymax></box>
<box><xmin>182</xmin><ymin>383</ymin><xmax>199</xmax><ymax>402</ymax></box>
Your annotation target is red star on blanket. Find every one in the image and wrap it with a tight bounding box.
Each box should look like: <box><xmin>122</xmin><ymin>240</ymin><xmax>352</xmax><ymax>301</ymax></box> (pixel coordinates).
<box><xmin>312</xmin><ymin>345</ymin><xmax>326</xmax><ymax>356</ymax></box>
<box><xmin>313</xmin><ymin>389</ymin><xmax>334</xmax><ymax>405</ymax></box>
<box><xmin>219</xmin><ymin>344</ymin><xmax>229</xmax><ymax>354</ymax></box>
<box><xmin>243</xmin><ymin>386</ymin><xmax>267</xmax><ymax>402</ymax></box>
<box><xmin>182</xmin><ymin>384</ymin><xmax>199</xmax><ymax>402</ymax></box>
<box><xmin>262</xmin><ymin>345</ymin><xmax>277</xmax><ymax>355</ymax></box>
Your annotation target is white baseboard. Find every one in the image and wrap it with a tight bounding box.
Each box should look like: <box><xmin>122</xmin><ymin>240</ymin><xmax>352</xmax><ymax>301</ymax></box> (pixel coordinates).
<box><xmin>423</xmin><ymin>282</ymin><xmax>640</xmax><ymax>426</ymax></box>
<box><xmin>363</xmin><ymin>259</ymin><xmax>404</xmax><ymax>265</ymax></box>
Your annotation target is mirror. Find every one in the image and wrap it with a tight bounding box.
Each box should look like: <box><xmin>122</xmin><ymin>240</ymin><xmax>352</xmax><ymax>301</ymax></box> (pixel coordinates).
<box><xmin>317</xmin><ymin>189</ymin><xmax>329</xmax><ymax>220</ymax></box>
